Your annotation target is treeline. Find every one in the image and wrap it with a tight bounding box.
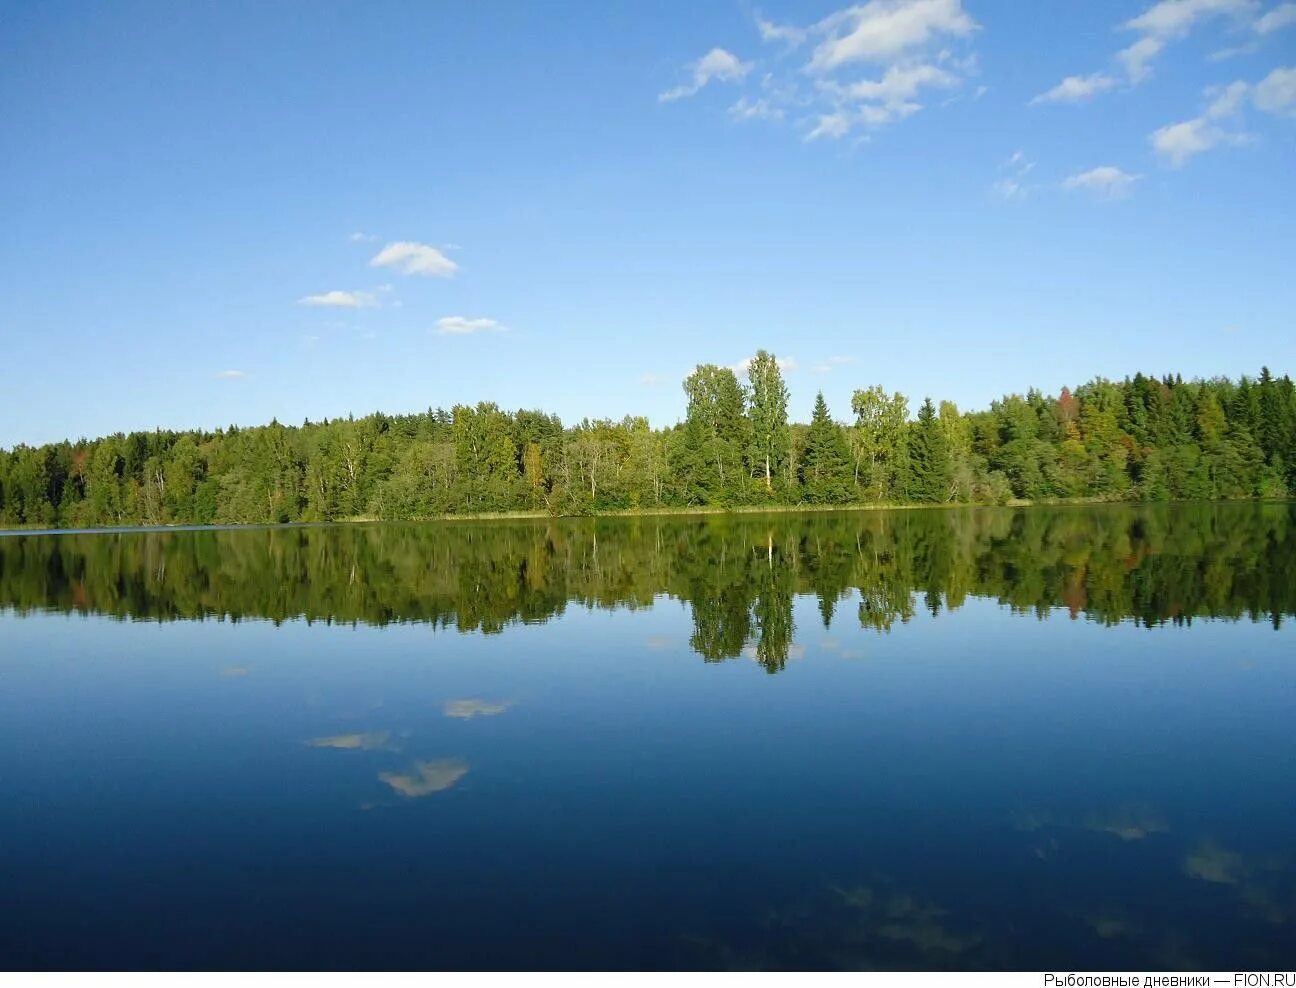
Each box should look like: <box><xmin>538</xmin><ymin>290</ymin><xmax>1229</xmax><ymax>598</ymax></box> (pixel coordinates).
<box><xmin>2</xmin><ymin>504</ymin><xmax>1293</xmax><ymax>672</ymax></box>
<box><xmin>1</xmin><ymin>352</ymin><xmax>1294</xmax><ymax>527</ymax></box>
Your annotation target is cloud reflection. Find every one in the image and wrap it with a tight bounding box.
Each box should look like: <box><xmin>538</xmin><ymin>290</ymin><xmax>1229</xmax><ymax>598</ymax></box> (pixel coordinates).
<box><xmin>380</xmin><ymin>758</ymin><xmax>469</xmax><ymax>797</ymax></box>
<box><xmin>307</xmin><ymin>731</ymin><xmax>392</xmax><ymax>751</ymax></box>
<box><xmin>443</xmin><ymin>699</ymin><xmax>511</xmax><ymax>719</ymax></box>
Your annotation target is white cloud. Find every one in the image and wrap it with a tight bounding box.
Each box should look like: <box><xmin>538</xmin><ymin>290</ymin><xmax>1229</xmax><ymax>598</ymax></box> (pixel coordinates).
<box><xmin>671</xmin><ymin>2</ymin><xmax>977</xmax><ymax>143</ymax></box>
<box><xmin>1062</xmin><ymin>165</ymin><xmax>1141</xmax><ymax>198</ymax></box>
<box><xmin>731</xmin><ymin>354</ymin><xmax>797</xmax><ymax>375</ymax></box>
<box><xmin>640</xmin><ymin>371</ymin><xmax>664</xmax><ymax>386</ymax></box>
<box><xmin>1116</xmin><ymin>36</ymin><xmax>1167</xmax><ymax>83</ymax></box>
<box><xmin>1255</xmin><ymin>2</ymin><xmax>1296</xmax><ymax>31</ymax></box>
<box><xmin>1150</xmin><ymin>77</ymin><xmax>1256</xmax><ymax>164</ymax></box>
<box><xmin>434</xmin><ymin>316</ymin><xmax>507</xmax><ymax>336</ymax></box>
<box><xmin>1150</xmin><ymin>118</ymin><xmax>1232</xmax><ymax>164</ymax></box>
<box><xmin>730</xmin><ymin>96</ymin><xmax>785</xmax><ymax>121</ymax></box>
<box><xmin>756</xmin><ymin>14</ymin><xmax>808</xmax><ymax>46</ymax></box>
<box><xmin>807</xmin><ymin>62</ymin><xmax>961</xmax><ymax>138</ymax></box>
<box><xmin>807</xmin><ymin>0</ymin><xmax>976</xmax><ymax>73</ymax></box>
<box><xmin>1029</xmin><ymin>72</ymin><xmax>1118</xmax><ymax>105</ymax></box>
<box><xmin>992</xmin><ymin>179</ymin><xmax>1027</xmax><ymax>200</ymax></box>
<box><xmin>811</xmin><ymin>355</ymin><xmax>857</xmax><ymax>373</ymax></box>
<box><xmin>833</xmin><ymin>62</ymin><xmax>959</xmax><ymax>102</ymax></box>
<box><xmin>1206</xmin><ymin>79</ymin><xmax>1251</xmax><ymax>116</ymax></box>
<box><xmin>991</xmin><ymin>150</ymin><xmax>1035</xmax><ymax>200</ymax></box>
<box><xmin>1005</xmin><ymin>149</ymin><xmax>1035</xmax><ymax>174</ymax></box>
<box><xmin>298</xmin><ymin>289</ymin><xmax>379</xmax><ymax>308</ymax></box>
<box><xmin>369</xmin><ymin>241</ymin><xmax>459</xmax><ymax>278</ymax></box>
<box><xmin>348</xmin><ymin>231</ymin><xmax>378</xmax><ymax>243</ymax></box>
<box><xmin>1209</xmin><ymin>41</ymin><xmax>1261</xmax><ymax>58</ymax></box>
<box><xmin>1120</xmin><ymin>0</ymin><xmax>1257</xmax><ymax>81</ymax></box>
<box><xmin>1125</xmin><ymin>0</ymin><xmax>1257</xmax><ymax>39</ymax></box>
<box><xmin>1032</xmin><ymin>0</ymin><xmax>1259</xmax><ymax>103</ymax></box>
<box><xmin>806</xmin><ymin>110</ymin><xmax>855</xmax><ymax>140</ymax></box>
<box><xmin>659</xmin><ymin>48</ymin><xmax>752</xmax><ymax>103</ymax></box>
<box><xmin>214</xmin><ymin>370</ymin><xmax>248</xmax><ymax>380</ymax></box>
<box><xmin>1253</xmin><ymin>64</ymin><xmax>1296</xmax><ymax>113</ymax></box>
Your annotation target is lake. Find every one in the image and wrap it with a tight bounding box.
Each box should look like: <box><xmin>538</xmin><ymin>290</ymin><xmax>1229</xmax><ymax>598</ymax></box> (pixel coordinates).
<box><xmin>1</xmin><ymin>503</ymin><xmax>1293</xmax><ymax>971</ymax></box>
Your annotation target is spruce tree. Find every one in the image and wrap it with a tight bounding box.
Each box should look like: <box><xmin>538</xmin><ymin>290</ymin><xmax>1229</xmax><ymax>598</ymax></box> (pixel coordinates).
<box><xmin>909</xmin><ymin>397</ymin><xmax>952</xmax><ymax>503</ymax></box>
<box><xmin>801</xmin><ymin>393</ymin><xmax>853</xmax><ymax>504</ymax></box>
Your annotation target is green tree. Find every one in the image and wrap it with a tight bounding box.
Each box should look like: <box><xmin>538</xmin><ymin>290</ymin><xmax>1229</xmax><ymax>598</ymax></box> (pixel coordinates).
<box><xmin>800</xmin><ymin>393</ymin><xmax>853</xmax><ymax>504</ymax></box>
<box><xmin>909</xmin><ymin>397</ymin><xmax>952</xmax><ymax>502</ymax></box>
<box><xmin>745</xmin><ymin>350</ymin><xmax>790</xmax><ymax>496</ymax></box>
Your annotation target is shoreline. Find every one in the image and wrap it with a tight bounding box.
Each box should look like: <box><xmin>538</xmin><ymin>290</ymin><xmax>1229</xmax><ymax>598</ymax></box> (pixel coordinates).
<box><xmin>0</xmin><ymin>496</ymin><xmax>1289</xmax><ymax>536</ymax></box>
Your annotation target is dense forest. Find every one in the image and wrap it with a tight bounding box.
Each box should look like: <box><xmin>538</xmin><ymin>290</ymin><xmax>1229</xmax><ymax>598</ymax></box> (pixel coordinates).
<box><xmin>1</xmin><ymin>352</ymin><xmax>1294</xmax><ymax>528</ymax></box>
<box><xmin>3</xmin><ymin>504</ymin><xmax>1292</xmax><ymax>672</ymax></box>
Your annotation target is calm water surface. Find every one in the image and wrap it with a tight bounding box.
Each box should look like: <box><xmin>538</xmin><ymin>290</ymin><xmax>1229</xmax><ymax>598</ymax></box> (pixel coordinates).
<box><xmin>1</xmin><ymin>503</ymin><xmax>1293</xmax><ymax>970</ymax></box>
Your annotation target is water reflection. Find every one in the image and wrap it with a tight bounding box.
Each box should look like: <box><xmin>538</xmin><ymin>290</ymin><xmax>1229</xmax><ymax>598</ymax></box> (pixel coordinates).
<box><xmin>2</xmin><ymin>503</ymin><xmax>1291</xmax><ymax>673</ymax></box>
<box><xmin>1</xmin><ymin>504</ymin><xmax>1294</xmax><ymax>970</ymax></box>
<box><xmin>378</xmin><ymin>758</ymin><xmax>469</xmax><ymax>798</ymax></box>
<box><xmin>307</xmin><ymin>732</ymin><xmax>393</xmax><ymax>750</ymax></box>
<box><xmin>443</xmin><ymin>699</ymin><xmax>511</xmax><ymax>719</ymax></box>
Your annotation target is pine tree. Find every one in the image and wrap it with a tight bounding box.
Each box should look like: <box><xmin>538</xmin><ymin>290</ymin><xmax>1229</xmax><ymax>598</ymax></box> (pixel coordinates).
<box><xmin>909</xmin><ymin>397</ymin><xmax>952</xmax><ymax>503</ymax></box>
<box><xmin>800</xmin><ymin>393</ymin><xmax>853</xmax><ymax>504</ymax></box>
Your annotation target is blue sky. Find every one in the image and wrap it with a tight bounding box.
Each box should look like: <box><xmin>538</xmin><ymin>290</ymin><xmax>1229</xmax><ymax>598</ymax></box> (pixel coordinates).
<box><xmin>1</xmin><ymin>0</ymin><xmax>1293</xmax><ymax>447</ymax></box>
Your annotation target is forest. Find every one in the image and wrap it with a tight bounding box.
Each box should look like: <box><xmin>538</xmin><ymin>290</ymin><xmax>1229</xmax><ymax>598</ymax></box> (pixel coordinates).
<box><xmin>1</xmin><ymin>351</ymin><xmax>1294</xmax><ymax>528</ymax></box>
<box><xmin>2</xmin><ymin>504</ymin><xmax>1291</xmax><ymax>672</ymax></box>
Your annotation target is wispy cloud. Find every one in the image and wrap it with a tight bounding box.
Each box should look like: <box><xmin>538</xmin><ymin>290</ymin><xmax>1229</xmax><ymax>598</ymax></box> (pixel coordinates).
<box><xmin>659</xmin><ymin>48</ymin><xmax>752</xmax><ymax>102</ymax></box>
<box><xmin>729</xmin><ymin>96</ymin><xmax>785</xmax><ymax>121</ymax></box>
<box><xmin>811</xmin><ymin>355</ymin><xmax>857</xmax><ymax>374</ymax></box>
<box><xmin>805</xmin><ymin>0</ymin><xmax>977</xmax><ymax>74</ymax></box>
<box><xmin>1033</xmin><ymin>0</ymin><xmax>1265</xmax><ymax>105</ymax></box>
<box><xmin>370</xmin><ymin>241</ymin><xmax>459</xmax><ymax>278</ymax></box>
<box><xmin>670</xmin><ymin>2</ymin><xmax>980</xmax><ymax>144</ymax></box>
<box><xmin>991</xmin><ymin>149</ymin><xmax>1036</xmax><ymax>200</ymax></box>
<box><xmin>1255</xmin><ymin>2</ymin><xmax>1296</xmax><ymax>32</ymax></box>
<box><xmin>1150</xmin><ymin>77</ymin><xmax>1256</xmax><ymax>165</ymax></box>
<box><xmin>298</xmin><ymin>289</ymin><xmax>380</xmax><ymax>308</ymax></box>
<box><xmin>1062</xmin><ymin>165</ymin><xmax>1141</xmax><ymax>199</ymax></box>
<box><xmin>214</xmin><ymin>370</ymin><xmax>248</xmax><ymax>380</ymax></box>
<box><xmin>1029</xmin><ymin>72</ymin><xmax>1117</xmax><ymax>105</ymax></box>
<box><xmin>434</xmin><ymin>316</ymin><xmax>507</xmax><ymax>336</ymax></box>
<box><xmin>1254</xmin><ymin>64</ymin><xmax>1296</xmax><ymax>113</ymax></box>
<box><xmin>756</xmin><ymin>13</ymin><xmax>808</xmax><ymax>46</ymax></box>
<box><xmin>1121</xmin><ymin>0</ymin><xmax>1256</xmax><ymax>81</ymax></box>
<box><xmin>349</xmin><ymin>231</ymin><xmax>379</xmax><ymax>243</ymax></box>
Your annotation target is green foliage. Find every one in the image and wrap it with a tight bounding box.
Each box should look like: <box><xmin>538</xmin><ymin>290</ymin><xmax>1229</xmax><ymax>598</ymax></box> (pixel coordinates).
<box><xmin>745</xmin><ymin>350</ymin><xmax>790</xmax><ymax>496</ymax></box>
<box><xmin>0</xmin><ymin>364</ymin><xmax>1293</xmax><ymax>528</ymax></box>
<box><xmin>800</xmin><ymin>393</ymin><xmax>853</xmax><ymax>504</ymax></box>
<box><xmin>3</xmin><ymin>503</ymin><xmax>1292</xmax><ymax>673</ymax></box>
<box><xmin>909</xmin><ymin>397</ymin><xmax>952</xmax><ymax>503</ymax></box>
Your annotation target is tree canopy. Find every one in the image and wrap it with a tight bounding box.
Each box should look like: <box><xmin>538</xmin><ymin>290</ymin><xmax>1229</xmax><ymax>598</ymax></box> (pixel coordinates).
<box><xmin>1</xmin><ymin>360</ymin><xmax>1293</xmax><ymax>528</ymax></box>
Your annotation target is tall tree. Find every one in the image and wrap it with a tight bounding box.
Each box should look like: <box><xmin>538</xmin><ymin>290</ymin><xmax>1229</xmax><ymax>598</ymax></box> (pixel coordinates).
<box><xmin>909</xmin><ymin>397</ymin><xmax>952</xmax><ymax>503</ymax></box>
<box><xmin>680</xmin><ymin>364</ymin><xmax>749</xmax><ymax>503</ymax></box>
<box><xmin>746</xmin><ymin>350</ymin><xmax>790</xmax><ymax>495</ymax></box>
<box><xmin>801</xmin><ymin>393</ymin><xmax>853</xmax><ymax>504</ymax></box>
<box><xmin>851</xmin><ymin>386</ymin><xmax>910</xmax><ymax>501</ymax></box>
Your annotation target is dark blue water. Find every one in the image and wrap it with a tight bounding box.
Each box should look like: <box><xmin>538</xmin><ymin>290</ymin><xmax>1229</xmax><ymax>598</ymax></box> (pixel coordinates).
<box><xmin>1</xmin><ymin>504</ymin><xmax>1293</xmax><ymax>970</ymax></box>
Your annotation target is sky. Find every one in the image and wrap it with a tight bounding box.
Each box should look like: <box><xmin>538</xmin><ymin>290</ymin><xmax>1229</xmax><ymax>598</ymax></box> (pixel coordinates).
<box><xmin>0</xmin><ymin>0</ymin><xmax>1293</xmax><ymax>448</ymax></box>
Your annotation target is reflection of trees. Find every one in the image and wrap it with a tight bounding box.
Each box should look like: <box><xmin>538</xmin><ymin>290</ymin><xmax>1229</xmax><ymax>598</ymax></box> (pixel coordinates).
<box><xmin>2</xmin><ymin>503</ymin><xmax>1294</xmax><ymax>671</ymax></box>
